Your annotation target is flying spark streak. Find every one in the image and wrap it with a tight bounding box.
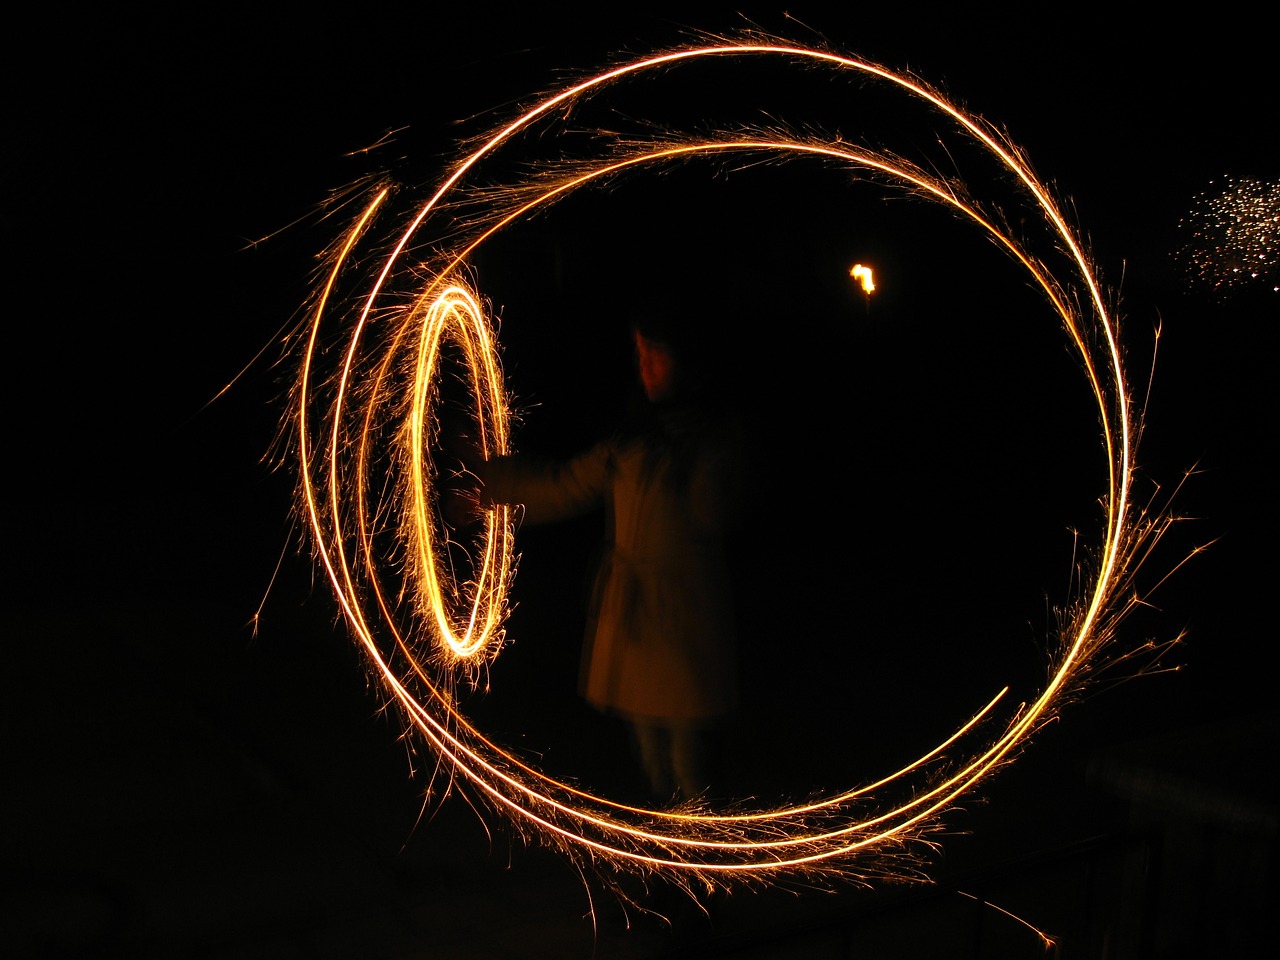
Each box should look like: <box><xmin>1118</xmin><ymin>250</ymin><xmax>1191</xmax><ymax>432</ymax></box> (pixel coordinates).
<box><xmin>285</xmin><ymin>33</ymin><xmax>1174</xmax><ymax>895</ymax></box>
<box><xmin>958</xmin><ymin>890</ymin><xmax>1057</xmax><ymax>953</ymax></box>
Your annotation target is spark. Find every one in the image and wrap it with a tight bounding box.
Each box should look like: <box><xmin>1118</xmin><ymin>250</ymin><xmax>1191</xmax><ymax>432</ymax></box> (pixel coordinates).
<box><xmin>958</xmin><ymin>890</ymin><xmax>1057</xmax><ymax>953</ymax></box>
<box><xmin>851</xmin><ymin>262</ymin><xmax>876</xmax><ymax>294</ymax></box>
<box><xmin>284</xmin><ymin>33</ymin><xmax>1173</xmax><ymax>896</ymax></box>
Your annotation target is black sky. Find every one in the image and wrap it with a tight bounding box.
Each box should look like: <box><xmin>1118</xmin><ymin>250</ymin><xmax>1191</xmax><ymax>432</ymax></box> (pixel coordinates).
<box><xmin>13</xmin><ymin>0</ymin><xmax>1276</xmax><ymax>897</ymax></box>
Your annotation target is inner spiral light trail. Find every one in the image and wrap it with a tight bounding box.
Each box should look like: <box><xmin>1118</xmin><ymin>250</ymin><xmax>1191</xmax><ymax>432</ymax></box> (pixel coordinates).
<box><xmin>405</xmin><ymin>285</ymin><xmax>513</xmax><ymax>662</ymax></box>
<box><xmin>289</xmin><ymin>36</ymin><xmax>1170</xmax><ymax>893</ymax></box>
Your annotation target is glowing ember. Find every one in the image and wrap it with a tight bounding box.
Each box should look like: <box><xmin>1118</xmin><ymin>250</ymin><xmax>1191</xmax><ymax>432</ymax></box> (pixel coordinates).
<box><xmin>285</xmin><ymin>33</ymin><xmax>1172</xmax><ymax>895</ymax></box>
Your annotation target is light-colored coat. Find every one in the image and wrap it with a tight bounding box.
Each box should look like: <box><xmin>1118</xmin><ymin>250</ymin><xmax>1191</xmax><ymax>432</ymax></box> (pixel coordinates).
<box><xmin>480</xmin><ymin>405</ymin><xmax>740</xmax><ymax>725</ymax></box>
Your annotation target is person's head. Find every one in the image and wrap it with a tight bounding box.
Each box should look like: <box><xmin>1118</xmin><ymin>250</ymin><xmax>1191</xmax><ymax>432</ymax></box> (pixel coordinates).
<box><xmin>634</xmin><ymin>328</ymin><xmax>677</xmax><ymax>402</ymax></box>
<box><xmin>628</xmin><ymin>296</ymin><xmax>720</xmax><ymax>403</ymax></box>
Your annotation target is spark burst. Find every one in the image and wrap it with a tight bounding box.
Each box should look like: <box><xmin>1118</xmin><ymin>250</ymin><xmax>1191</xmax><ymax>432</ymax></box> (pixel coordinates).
<box><xmin>1176</xmin><ymin>176</ymin><xmax>1279</xmax><ymax>295</ymax></box>
<box><xmin>286</xmin><ymin>34</ymin><xmax>1172</xmax><ymax>896</ymax></box>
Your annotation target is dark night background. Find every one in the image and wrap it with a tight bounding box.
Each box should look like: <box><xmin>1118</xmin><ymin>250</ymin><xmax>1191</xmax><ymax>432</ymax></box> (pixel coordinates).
<box><xmin>7</xmin><ymin>5</ymin><xmax>1275</xmax><ymax>958</ymax></box>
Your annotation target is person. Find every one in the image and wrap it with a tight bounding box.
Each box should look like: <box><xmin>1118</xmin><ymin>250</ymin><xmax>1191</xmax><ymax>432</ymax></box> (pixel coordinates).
<box><xmin>469</xmin><ymin>316</ymin><xmax>743</xmax><ymax>803</ymax></box>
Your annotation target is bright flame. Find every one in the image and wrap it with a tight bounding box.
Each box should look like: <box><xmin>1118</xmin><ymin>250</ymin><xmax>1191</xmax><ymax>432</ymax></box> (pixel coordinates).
<box><xmin>284</xmin><ymin>33</ymin><xmax>1176</xmax><ymax>896</ymax></box>
<box><xmin>851</xmin><ymin>262</ymin><xmax>875</xmax><ymax>294</ymax></box>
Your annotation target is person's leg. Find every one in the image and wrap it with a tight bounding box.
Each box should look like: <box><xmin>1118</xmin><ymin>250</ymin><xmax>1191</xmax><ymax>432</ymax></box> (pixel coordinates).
<box><xmin>630</xmin><ymin>721</ymin><xmax>675</xmax><ymax>801</ymax></box>
<box><xmin>669</xmin><ymin>724</ymin><xmax>710</xmax><ymax>801</ymax></box>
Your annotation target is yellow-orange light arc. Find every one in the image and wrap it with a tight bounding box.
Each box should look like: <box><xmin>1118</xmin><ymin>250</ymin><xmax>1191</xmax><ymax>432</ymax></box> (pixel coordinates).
<box><xmin>288</xmin><ymin>35</ymin><xmax>1165</xmax><ymax>889</ymax></box>
<box><xmin>406</xmin><ymin>284</ymin><xmax>513</xmax><ymax>661</ymax></box>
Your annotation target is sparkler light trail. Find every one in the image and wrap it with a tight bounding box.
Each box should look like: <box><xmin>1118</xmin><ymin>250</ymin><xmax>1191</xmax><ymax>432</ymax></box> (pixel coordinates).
<box><xmin>286</xmin><ymin>33</ymin><xmax>1173</xmax><ymax>895</ymax></box>
<box><xmin>404</xmin><ymin>284</ymin><xmax>514</xmax><ymax>664</ymax></box>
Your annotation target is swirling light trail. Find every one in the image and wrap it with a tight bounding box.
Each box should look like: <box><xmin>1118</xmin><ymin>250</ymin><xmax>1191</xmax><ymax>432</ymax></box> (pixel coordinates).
<box><xmin>405</xmin><ymin>285</ymin><xmax>513</xmax><ymax>662</ymax></box>
<box><xmin>288</xmin><ymin>35</ymin><xmax>1172</xmax><ymax>893</ymax></box>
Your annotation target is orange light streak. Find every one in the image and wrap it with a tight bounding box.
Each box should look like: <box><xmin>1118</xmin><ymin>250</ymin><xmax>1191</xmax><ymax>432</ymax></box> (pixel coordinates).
<box><xmin>405</xmin><ymin>284</ymin><xmax>513</xmax><ymax>662</ymax></box>
<box><xmin>851</xmin><ymin>262</ymin><xmax>875</xmax><ymax>294</ymax></box>
<box><xmin>286</xmin><ymin>33</ymin><xmax>1174</xmax><ymax>894</ymax></box>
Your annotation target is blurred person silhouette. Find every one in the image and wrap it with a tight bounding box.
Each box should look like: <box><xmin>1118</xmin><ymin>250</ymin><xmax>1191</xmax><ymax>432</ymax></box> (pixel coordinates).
<box><xmin>464</xmin><ymin>311</ymin><xmax>744</xmax><ymax>803</ymax></box>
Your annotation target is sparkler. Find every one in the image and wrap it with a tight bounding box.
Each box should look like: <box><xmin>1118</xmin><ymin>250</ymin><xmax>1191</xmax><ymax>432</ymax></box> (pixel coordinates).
<box><xmin>286</xmin><ymin>33</ymin><xmax>1172</xmax><ymax>895</ymax></box>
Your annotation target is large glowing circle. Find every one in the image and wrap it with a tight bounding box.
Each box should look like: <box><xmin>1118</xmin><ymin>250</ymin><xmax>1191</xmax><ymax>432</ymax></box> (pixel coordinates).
<box><xmin>292</xmin><ymin>37</ymin><xmax>1159</xmax><ymax>890</ymax></box>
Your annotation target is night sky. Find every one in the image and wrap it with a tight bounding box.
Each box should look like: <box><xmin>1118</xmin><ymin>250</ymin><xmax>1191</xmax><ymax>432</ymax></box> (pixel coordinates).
<box><xmin>10</xmin><ymin>5</ymin><xmax>1276</xmax><ymax>956</ymax></box>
